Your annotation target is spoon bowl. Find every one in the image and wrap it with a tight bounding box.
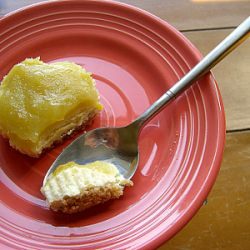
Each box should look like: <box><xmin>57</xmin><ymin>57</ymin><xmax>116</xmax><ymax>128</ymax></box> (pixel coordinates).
<box><xmin>44</xmin><ymin>17</ymin><xmax>249</xmax><ymax>184</ymax></box>
<box><xmin>43</xmin><ymin>123</ymin><xmax>140</xmax><ymax>184</ymax></box>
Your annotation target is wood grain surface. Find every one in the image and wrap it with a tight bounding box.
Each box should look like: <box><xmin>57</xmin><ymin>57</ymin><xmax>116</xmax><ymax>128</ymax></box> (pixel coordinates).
<box><xmin>118</xmin><ymin>0</ymin><xmax>250</xmax><ymax>31</ymax></box>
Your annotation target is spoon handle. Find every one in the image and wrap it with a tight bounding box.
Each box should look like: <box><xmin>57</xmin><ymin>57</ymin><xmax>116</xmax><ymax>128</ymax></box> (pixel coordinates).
<box><xmin>133</xmin><ymin>16</ymin><xmax>250</xmax><ymax>128</ymax></box>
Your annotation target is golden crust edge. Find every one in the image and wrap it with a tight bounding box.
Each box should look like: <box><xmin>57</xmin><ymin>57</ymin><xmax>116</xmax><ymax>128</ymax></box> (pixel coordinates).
<box><xmin>49</xmin><ymin>181</ymin><xmax>133</xmax><ymax>214</ymax></box>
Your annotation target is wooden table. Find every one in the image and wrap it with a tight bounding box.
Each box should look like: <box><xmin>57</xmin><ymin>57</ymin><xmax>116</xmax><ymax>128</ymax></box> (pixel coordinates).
<box><xmin>1</xmin><ymin>1</ymin><xmax>250</xmax><ymax>249</ymax></box>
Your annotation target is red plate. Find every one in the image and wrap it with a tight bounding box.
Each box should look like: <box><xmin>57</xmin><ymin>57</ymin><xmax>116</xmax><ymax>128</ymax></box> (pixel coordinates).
<box><xmin>0</xmin><ymin>1</ymin><xmax>225</xmax><ymax>249</ymax></box>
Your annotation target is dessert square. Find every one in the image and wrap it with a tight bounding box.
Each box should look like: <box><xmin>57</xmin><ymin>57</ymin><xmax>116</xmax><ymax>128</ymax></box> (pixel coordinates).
<box><xmin>0</xmin><ymin>58</ymin><xmax>102</xmax><ymax>157</ymax></box>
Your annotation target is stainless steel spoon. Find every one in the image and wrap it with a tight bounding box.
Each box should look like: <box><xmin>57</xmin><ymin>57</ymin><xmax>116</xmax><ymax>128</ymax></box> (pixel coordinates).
<box><xmin>43</xmin><ymin>17</ymin><xmax>250</xmax><ymax>184</ymax></box>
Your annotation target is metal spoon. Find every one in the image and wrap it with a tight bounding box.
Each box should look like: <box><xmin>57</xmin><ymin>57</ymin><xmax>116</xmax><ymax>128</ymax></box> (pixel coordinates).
<box><xmin>43</xmin><ymin>17</ymin><xmax>250</xmax><ymax>184</ymax></box>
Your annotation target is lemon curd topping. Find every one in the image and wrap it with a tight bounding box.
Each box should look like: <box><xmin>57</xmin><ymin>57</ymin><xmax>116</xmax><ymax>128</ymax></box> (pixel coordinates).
<box><xmin>0</xmin><ymin>58</ymin><xmax>103</xmax><ymax>157</ymax></box>
<box><xmin>52</xmin><ymin>161</ymin><xmax>120</xmax><ymax>177</ymax></box>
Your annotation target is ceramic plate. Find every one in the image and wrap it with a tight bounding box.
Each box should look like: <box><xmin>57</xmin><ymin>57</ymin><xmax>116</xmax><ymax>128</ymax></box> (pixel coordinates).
<box><xmin>0</xmin><ymin>1</ymin><xmax>225</xmax><ymax>249</ymax></box>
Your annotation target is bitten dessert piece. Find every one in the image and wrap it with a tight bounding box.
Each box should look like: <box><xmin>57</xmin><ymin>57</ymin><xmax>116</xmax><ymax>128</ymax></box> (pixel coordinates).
<box><xmin>0</xmin><ymin>58</ymin><xmax>102</xmax><ymax>157</ymax></box>
<box><xmin>41</xmin><ymin>161</ymin><xmax>133</xmax><ymax>214</ymax></box>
